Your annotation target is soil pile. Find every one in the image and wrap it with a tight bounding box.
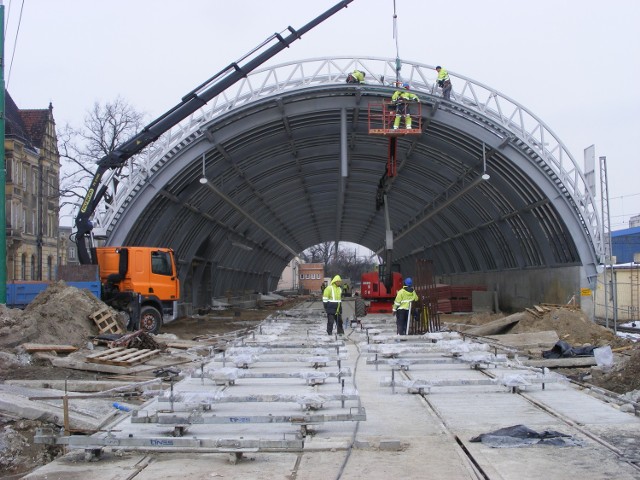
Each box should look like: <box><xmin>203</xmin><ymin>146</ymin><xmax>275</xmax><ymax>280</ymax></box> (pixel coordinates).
<box><xmin>0</xmin><ymin>281</ymin><xmax>120</xmax><ymax>349</ymax></box>
<box><xmin>443</xmin><ymin>307</ymin><xmax>640</xmax><ymax>396</ymax></box>
<box><xmin>591</xmin><ymin>347</ymin><xmax>640</xmax><ymax>395</ymax></box>
<box><xmin>507</xmin><ymin>307</ymin><xmax>628</xmax><ymax>349</ymax></box>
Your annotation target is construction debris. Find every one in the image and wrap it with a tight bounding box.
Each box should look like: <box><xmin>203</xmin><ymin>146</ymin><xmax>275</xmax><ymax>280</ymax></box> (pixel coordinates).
<box><xmin>108</xmin><ymin>329</ymin><xmax>164</xmax><ymax>350</ymax></box>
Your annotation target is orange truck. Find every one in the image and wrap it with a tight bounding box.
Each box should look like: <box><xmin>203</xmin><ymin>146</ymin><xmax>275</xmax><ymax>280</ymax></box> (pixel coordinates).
<box><xmin>73</xmin><ymin>1</ymin><xmax>353</xmax><ymax>333</ymax></box>
<box><xmin>94</xmin><ymin>246</ymin><xmax>180</xmax><ymax>333</ymax></box>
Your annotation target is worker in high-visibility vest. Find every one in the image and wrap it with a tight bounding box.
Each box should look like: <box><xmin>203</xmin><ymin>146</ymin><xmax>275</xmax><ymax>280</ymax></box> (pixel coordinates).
<box><xmin>346</xmin><ymin>69</ymin><xmax>366</xmax><ymax>84</ymax></box>
<box><xmin>391</xmin><ymin>82</ymin><xmax>419</xmax><ymax>129</ymax></box>
<box><xmin>392</xmin><ymin>277</ymin><xmax>419</xmax><ymax>335</ymax></box>
<box><xmin>323</xmin><ymin>275</ymin><xmax>344</xmax><ymax>335</ymax></box>
<box><xmin>436</xmin><ymin>66</ymin><xmax>452</xmax><ymax>100</ymax></box>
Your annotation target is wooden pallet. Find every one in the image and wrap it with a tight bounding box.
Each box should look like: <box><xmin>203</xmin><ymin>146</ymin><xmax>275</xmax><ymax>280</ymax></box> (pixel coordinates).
<box><xmin>85</xmin><ymin>347</ymin><xmax>159</xmax><ymax>366</ymax></box>
<box><xmin>90</xmin><ymin>307</ymin><xmax>125</xmax><ymax>334</ymax></box>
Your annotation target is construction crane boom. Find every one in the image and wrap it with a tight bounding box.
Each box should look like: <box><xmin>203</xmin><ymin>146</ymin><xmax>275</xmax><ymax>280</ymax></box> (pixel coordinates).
<box><xmin>75</xmin><ymin>0</ymin><xmax>355</xmax><ymax>264</ymax></box>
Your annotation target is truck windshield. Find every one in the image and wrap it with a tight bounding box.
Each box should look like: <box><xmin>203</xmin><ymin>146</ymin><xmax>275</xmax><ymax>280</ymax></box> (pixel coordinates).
<box><xmin>151</xmin><ymin>251</ymin><xmax>173</xmax><ymax>276</ymax></box>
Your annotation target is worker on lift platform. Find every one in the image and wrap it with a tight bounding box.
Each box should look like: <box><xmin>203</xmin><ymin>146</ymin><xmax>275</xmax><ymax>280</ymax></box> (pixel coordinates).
<box><xmin>346</xmin><ymin>69</ymin><xmax>366</xmax><ymax>84</ymax></box>
<box><xmin>391</xmin><ymin>82</ymin><xmax>419</xmax><ymax>129</ymax></box>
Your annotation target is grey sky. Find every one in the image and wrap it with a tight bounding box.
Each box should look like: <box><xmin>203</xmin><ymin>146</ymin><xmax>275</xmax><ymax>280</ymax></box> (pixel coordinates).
<box><xmin>6</xmin><ymin>0</ymin><xmax>640</xmax><ymax>231</ymax></box>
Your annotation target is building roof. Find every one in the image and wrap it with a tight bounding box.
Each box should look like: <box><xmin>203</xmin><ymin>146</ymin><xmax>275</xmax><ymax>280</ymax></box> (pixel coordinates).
<box><xmin>5</xmin><ymin>90</ymin><xmax>33</xmax><ymax>147</ymax></box>
<box><xmin>4</xmin><ymin>90</ymin><xmax>53</xmax><ymax>151</ymax></box>
<box><xmin>612</xmin><ymin>226</ymin><xmax>640</xmax><ymax>238</ymax></box>
<box><xmin>20</xmin><ymin>106</ymin><xmax>53</xmax><ymax>149</ymax></box>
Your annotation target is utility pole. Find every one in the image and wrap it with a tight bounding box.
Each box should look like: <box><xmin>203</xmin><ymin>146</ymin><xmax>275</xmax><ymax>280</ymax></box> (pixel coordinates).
<box><xmin>0</xmin><ymin>1</ymin><xmax>6</xmax><ymax>304</ymax></box>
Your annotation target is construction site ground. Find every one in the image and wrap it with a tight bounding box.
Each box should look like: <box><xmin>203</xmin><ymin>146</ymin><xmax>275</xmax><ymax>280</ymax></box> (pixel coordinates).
<box><xmin>1</xmin><ymin>283</ymin><xmax>640</xmax><ymax>479</ymax></box>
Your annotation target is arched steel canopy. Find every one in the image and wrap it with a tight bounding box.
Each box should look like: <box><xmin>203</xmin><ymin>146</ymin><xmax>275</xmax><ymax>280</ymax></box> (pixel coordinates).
<box><xmin>91</xmin><ymin>57</ymin><xmax>602</xmax><ymax>305</ymax></box>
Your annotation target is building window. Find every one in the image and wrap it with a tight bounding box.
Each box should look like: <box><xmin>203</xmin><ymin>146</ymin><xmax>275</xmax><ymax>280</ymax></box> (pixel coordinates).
<box><xmin>21</xmin><ymin>253</ymin><xmax>27</xmax><ymax>279</ymax></box>
<box><xmin>31</xmin><ymin>255</ymin><xmax>36</xmax><ymax>280</ymax></box>
<box><xmin>48</xmin><ymin>175</ymin><xmax>56</xmax><ymax>197</ymax></box>
<box><xmin>47</xmin><ymin>256</ymin><xmax>53</xmax><ymax>280</ymax></box>
<box><xmin>299</xmin><ymin>274</ymin><xmax>304</xmax><ymax>280</ymax></box>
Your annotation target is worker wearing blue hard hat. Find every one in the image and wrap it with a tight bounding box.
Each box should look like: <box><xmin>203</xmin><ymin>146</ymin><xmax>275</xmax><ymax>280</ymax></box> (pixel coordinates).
<box><xmin>392</xmin><ymin>277</ymin><xmax>419</xmax><ymax>335</ymax></box>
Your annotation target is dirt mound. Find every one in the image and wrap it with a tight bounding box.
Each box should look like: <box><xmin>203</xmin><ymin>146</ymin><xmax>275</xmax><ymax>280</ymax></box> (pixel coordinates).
<box><xmin>0</xmin><ymin>281</ymin><xmax>121</xmax><ymax>348</ymax></box>
<box><xmin>507</xmin><ymin>307</ymin><xmax>628</xmax><ymax>348</ymax></box>
<box><xmin>590</xmin><ymin>347</ymin><xmax>640</xmax><ymax>395</ymax></box>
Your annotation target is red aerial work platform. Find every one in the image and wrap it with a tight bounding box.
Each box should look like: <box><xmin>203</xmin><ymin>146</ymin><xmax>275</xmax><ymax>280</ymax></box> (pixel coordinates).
<box><xmin>368</xmin><ymin>100</ymin><xmax>422</xmax><ymax>177</ymax></box>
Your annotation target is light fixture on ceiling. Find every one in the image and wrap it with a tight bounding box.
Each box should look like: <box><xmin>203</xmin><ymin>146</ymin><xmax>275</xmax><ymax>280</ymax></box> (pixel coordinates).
<box><xmin>199</xmin><ymin>153</ymin><xmax>208</xmax><ymax>184</ymax></box>
<box><xmin>231</xmin><ymin>241</ymin><xmax>253</xmax><ymax>251</ymax></box>
<box><xmin>481</xmin><ymin>143</ymin><xmax>490</xmax><ymax>181</ymax></box>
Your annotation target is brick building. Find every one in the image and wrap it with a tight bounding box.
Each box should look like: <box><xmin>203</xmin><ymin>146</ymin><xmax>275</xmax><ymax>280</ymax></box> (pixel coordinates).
<box><xmin>299</xmin><ymin>263</ymin><xmax>324</xmax><ymax>293</ymax></box>
<box><xmin>5</xmin><ymin>91</ymin><xmax>62</xmax><ymax>280</ymax></box>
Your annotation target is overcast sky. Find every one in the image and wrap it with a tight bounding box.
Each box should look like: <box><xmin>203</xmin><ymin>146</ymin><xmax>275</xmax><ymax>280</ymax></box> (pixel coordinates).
<box><xmin>5</xmin><ymin>0</ymin><xmax>640</xmax><ymax>232</ymax></box>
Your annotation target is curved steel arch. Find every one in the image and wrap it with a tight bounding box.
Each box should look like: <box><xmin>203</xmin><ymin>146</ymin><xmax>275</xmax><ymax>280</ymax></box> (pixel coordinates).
<box><xmin>88</xmin><ymin>57</ymin><xmax>601</xmax><ymax>306</ymax></box>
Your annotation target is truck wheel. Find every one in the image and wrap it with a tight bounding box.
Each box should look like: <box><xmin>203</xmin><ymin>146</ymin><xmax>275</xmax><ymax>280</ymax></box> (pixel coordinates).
<box><xmin>139</xmin><ymin>306</ymin><xmax>162</xmax><ymax>334</ymax></box>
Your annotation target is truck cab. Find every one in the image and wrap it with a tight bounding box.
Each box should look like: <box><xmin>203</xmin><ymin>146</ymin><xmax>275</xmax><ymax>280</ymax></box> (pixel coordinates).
<box><xmin>93</xmin><ymin>246</ymin><xmax>180</xmax><ymax>333</ymax></box>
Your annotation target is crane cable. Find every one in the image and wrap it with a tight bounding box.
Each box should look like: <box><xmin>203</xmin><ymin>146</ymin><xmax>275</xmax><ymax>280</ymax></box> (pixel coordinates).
<box><xmin>5</xmin><ymin>0</ymin><xmax>26</xmax><ymax>89</ymax></box>
<box><xmin>392</xmin><ymin>0</ymin><xmax>402</xmax><ymax>85</ymax></box>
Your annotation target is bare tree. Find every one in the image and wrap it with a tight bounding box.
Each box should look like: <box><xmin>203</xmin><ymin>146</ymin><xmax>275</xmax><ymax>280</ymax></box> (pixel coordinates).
<box><xmin>301</xmin><ymin>241</ymin><xmax>335</xmax><ymax>265</ymax></box>
<box><xmin>57</xmin><ymin>96</ymin><xmax>146</xmax><ymax>214</ymax></box>
<box><xmin>301</xmin><ymin>242</ymin><xmax>377</xmax><ymax>283</ymax></box>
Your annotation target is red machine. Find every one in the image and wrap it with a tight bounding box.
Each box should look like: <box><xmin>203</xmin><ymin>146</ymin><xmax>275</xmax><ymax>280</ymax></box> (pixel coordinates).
<box><xmin>360</xmin><ymin>271</ymin><xmax>404</xmax><ymax>313</ymax></box>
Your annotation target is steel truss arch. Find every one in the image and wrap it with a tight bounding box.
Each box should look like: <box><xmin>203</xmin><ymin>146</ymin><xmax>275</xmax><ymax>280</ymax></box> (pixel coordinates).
<box><xmin>91</xmin><ymin>56</ymin><xmax>600</xmax><ymax>257</ymax></box>
<box><xmin>86</xmin><ymin>56</ymin><xmax>601</xmax><ymax>308</ymax></box>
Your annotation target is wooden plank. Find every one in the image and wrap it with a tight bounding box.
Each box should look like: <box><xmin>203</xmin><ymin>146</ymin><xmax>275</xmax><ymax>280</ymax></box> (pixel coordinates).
<box><xmin>90</xmin><ymin>307</ymin><xmax>124</xmax><ymax>334</ymax></box>
<box><xmin>106</xmin><ymin>350</ymin><xmax>159</xmax><ymax>367</ymax></box>
<box><xmin>86</xmin><ymin>347</ymin><xmax>159</xmax><ymax>367</ymax></box>
<box><xmin>85</xmin><ymin>347</ymin><xmax>126</xmax><ymax>360</ymax></box>
<box><xmin>22</xmin><ymin>343</ymin><xmax>78</xmax><ymax>353</ymax></box>
<box><xmin>534</xmin><ymin>305</ymin><xmax>545</xmax><ymax>314</ymax></box>
<box><xmin>463</xmin><ymin>315</ymin><xmax>522</xmax><ymax>336</ymax></box>
<box><xmin>525</xmin><ymin>308</ymin><xmax>541</xmax><ymax>317</ymax></box>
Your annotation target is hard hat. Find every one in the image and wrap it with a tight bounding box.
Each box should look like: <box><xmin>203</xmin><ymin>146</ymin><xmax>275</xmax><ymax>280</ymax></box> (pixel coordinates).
<box><xmin>402</xmin><ymin>82</ymin><xmax>410</xmax><ymax>89</ymax></box>
<box><xmin>436</xmin><ymin>66</ymin><xmax>442</xmax><ymax>70</ymax></box>
<box><xmin>404</xmin><ymin>277</ymin><xmax>413</xmax><ymax>286</ymax></box>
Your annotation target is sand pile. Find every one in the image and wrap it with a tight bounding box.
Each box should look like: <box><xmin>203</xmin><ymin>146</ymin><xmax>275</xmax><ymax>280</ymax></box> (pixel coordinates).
<box><xmin>0</xmin><ymin>281</ymin><xmax>121</xmax><ymax>348</ymax></box>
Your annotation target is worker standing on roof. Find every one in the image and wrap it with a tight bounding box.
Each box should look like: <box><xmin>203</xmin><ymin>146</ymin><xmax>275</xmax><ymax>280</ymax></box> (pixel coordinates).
<box><xmin>435</xmin><ymin>66</ymin><xmax>452</xmax><ymax>100</ymax></box>
<box><xmin>391</xmin><ymin>82</ymin><xmax>419</xmax><ymax>129</ymax></box>
<box><xmin>323</xmin><ymin>275</ymin><xmax>344</xmax><ymax>335</ymax></box>
<box><xmin>392</xmin><ymin>277</ymin><xmax>419</xmax><ymax>335</ymax></box>
<box><xmin>346</xmin><ymin>69</ymin><xmax>366</xmax><ymax>84</ymax></box>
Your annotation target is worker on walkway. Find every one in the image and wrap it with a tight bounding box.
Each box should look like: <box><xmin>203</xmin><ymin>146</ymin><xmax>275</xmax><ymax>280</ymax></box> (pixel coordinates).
<box><xmin>346</xmin><ymin>69</ymin><xmax>366</xmax><ymax>84</ymax></box>
<box><xmin>391</xmin><ymin>82</ymin><xmax>419</xmax><ymax>129</ymax></box>
<box><xmin>435</xmin><ymin>66</ymin><xmax>452</xmax><ymax>100</ymax></box>
<box><xmin>393</xmin><ymin>277</ymin><xmax>419</xmax><ymax>335</ymax></box>
<box><xmin>323</xmin><ymin>275</ymin><xmax>344</xmax><ymax>335</ymax></box>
